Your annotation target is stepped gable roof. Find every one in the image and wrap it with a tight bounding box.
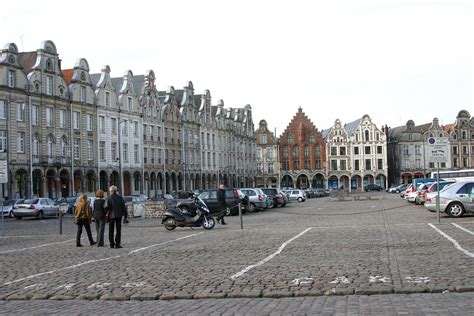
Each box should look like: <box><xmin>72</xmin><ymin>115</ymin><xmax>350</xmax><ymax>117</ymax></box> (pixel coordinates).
<box><xmin>62</xmin><ymin>69</ymin><xmax>74</xmax><ymax>85</ymax></box>
<box><xmin>17</xmin><ymin>51</ymin><xmax>37</xmax><ymax>75</ymax></box>
<box><xmin>280</xmin><ymin>107</ymin><xmax>319</xmax><ymax>138</ymax></box>
<box><xmin>343</xmin><ymin>118</ymin><xmax>362</xmax><ymax>135</ymax></box>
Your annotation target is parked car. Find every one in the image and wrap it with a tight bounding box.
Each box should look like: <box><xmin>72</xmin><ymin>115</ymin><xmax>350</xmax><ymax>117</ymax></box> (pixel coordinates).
<box><xmin>13</xmin><ymin>198</ymin><xmax>59</xmax><ymax>219</ymax></box>
<box><xmin>74</xmin><ymin>196</ymin><xmax>97</xmax><ymax>212</ymax></box>
<box><xmin>1</xmin><ymin>199</ymin><xmax>24</xmax><ymax>218</ymax></box>
<box><xmin>364</xmin><ymin>184</ymin><xmax>383</xmax><ymax>192</ymax></box>
<box><xmin>424</xmin><ymin>181</ymin><xmax>474</xmax><ymax>217</ymax></box>
<box><xmin>387</xmin><ymin>184</ymin><xmax>408</xmax><ymax>193</ymax></box>
<box><xmin>240</xmin><ymin>188</ymin><xmax>269</xmax><ymax>211</ymax></box>
<box><xmin>313</xmin><ymin>188</ymin><xmax>328</xmax><ymax>197</ymax></box>
<box><xmin>195</xmin><ymin>189</ymin><xmax>250</xmax><ymax>215</ymax></box>
<box><xmin>282</xmin><ymin>189</ymin><xmax>306</xmax><ymax>202</ymax></box>
<box><xmin>261</xmin><ymin>188</ymin><xmax>286</xmax><ymax>207</ymax></box>
<box><xmin>400</xmin><ymin>184</ymin><xmax>413</xmax><ymax>198</ymax></box>
<box><xmin>416</xmin><ymin>181</ymin><xmax>455</xmax><ymax>205</ymax></box>
<box><xmin>304</xmin><ymin>189</ymin><xmax>316</xmax><ymax>199</ymax></box>
<box><xmin>57</xmin><ymin>196</ymin><xmax>78</xmax><ymax>214</ymax></box>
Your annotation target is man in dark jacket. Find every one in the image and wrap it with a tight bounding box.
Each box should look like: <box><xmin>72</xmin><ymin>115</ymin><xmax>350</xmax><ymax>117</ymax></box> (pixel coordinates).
<box><xmin>216</xmin><ymin>184</ymin><xmax>228</xmax><ymax>225</ymax></box>
<box><xmin>107</xmin><ymin>185</ymin><xmax>128</xmax><ymax>248</ymax></box>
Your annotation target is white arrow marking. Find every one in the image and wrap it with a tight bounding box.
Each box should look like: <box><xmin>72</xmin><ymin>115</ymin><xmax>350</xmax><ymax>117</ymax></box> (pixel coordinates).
<box><xmin>330</xmin><ymin>276</ymin><xmax>350</xmax><ymax>284</ymax></box>
<box><xmin>406</xmin><ymin>276</ymin><xmax>430</xmax><ymax>283</ymax></box>
<box><xmin>290</xmin><ymin>278</ymin><xmax>313</xmax><ymax>286</ymax></box>
<box><xmin>369</xmin><ymin>275</ymin><xmax>391</xmax><ymax>283</ymax></box>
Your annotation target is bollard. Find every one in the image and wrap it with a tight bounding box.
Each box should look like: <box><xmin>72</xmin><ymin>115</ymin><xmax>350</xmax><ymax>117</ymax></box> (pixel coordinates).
<box><xmin>238</xmin><ymin>202</ymin><xmax>243</xmax><ymax>230</ymax></box>
<box><xmin>59</xmin><ymin>210</ymin><xmax>63</xmax><ymax>235</ymax></box>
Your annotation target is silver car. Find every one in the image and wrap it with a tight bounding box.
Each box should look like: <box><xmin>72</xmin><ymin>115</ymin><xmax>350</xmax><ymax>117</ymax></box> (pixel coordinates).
<box><xmin>282</xmin><ymin>189</ymin><xmax>306</xmax><ymax>202</ymax></box>
<box><xmin>424</xmin><ymin>181</ymin><xmax>474</xmax><ymax>217</ymax></box>
<box><xmin>13</xmin><ymin>198</ymin><xmax>59</xmax><ymax>219</ymax></box>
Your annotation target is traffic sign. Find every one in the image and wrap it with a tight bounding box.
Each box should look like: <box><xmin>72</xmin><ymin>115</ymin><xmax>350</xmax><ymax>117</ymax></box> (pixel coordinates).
<box><xmin>427</xmin><ymin>137</ymin><xmax>448</xmax><ymax>163</ymax></box>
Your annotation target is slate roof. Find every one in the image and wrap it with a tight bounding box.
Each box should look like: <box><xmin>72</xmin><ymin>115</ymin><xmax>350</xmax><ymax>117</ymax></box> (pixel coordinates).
<box><xmin>110</xmin><ymin>77</ymin><xmax>123</xmax><ymax>92</ymax></box>
<box><xmin>89</xmin><ymin>73</ymin><xmax>101</xmax><ymax>87</ymax></box>
<box><xmin>344</xmin><ymin>118</ymin><xmax>361</xmax><ymax>136</ymax></box>
<box><xmin>321</xmin><ymin>128</ymin><xmax>331</xmax><ymax>140</ymax></box>
<box><xmin>131</xmin><ymin>75</ymin><xmax>145</xmax><ymax>95</ymax></box>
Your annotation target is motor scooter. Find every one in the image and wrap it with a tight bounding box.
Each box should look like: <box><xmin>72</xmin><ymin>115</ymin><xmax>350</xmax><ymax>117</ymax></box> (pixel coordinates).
<box><xmin>161</xmin><ymin>194</ymin><xmax>215</xmax><ymax>230</ymax></box>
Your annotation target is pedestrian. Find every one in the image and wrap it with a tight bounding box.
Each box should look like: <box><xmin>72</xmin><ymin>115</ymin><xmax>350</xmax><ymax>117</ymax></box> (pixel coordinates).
<box><xmin>74</xmin><ymin>194</ymin><xmax>96</xmax><ymax>247</ymax></box>
<box><xmin>216</xmin><ymin>184</ymin><xmax>228</xmax><ymax>225</ymax></box>
<box><xmin>107</xmin><ymin>185</ymin><xmax>128</xmax><ymax>248</ymax></box>
<box><xmin>93</xmin><ymin>189</ymin><xmax>107</xmax><ymax>247</ymax></box>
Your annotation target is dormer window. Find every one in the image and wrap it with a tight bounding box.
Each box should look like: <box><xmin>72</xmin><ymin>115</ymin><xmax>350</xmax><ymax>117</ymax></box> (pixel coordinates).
<box><xmin>46</xmin><ymin>76</ymin><xmax>53</xmax><ymax>95</ymax></box>
<box><xmin>128</xmin><ymin>96</ymin><xmax>133</xmax><ymax>111</ymax></box>
<box><xmin>46</xmin><ymin>59</ymin><xmax>53</xmax><ymax>71</ymax></box>
<box><xmin>80</xmin><ymin>86</ymin><xmax>86</xmax><ymax>102</ymax></box>
<box><xmin>81</xmin><ymin>72</ymin><xmax>86</xmax><ymax>81</ymax></box>
<box><xmin>105</xmin><ymin>91</ymin><xmax>110</xmax><ymax>106</ymax></box>
<box><xmin>7</xmin><ymin>70</ymin><xmax>15</xmax><ymax>88</ymax></box>
<box><xmin>453</xmin><ymin>133</ymin><xmax>457</xmax><ymax>140</ymax></box>
<box><xmin>8</xmin><ymin>55</ymin><xmax>15</xmax><ymax>64</ymax></box>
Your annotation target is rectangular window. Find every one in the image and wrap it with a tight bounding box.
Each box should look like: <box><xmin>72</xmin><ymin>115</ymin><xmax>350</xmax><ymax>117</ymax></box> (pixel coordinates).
<box><xmin>294</xmin><ymin>160</ymin><xmax>300</xmax><ymax>170</ymax></box>
<box><xmin>354</xmin><ymin>159</ymin><xmax>360</xmax><ymax>171</ymax></box>
<box><xmin>128</xmin><ymin>96</ymin><xmax>133</xmax><ymax>111</ymax></box>
<box><xmin>143</xmin><ymin>124</ymin><xmax>147</xmax><ymax>140</ymax></box>
<box><xmin>452</xmin><ymin>146</ymin><xmax>458</xmax><ymax>155</ymax></box>
<box><xmin>377</xmin><ymin>146</ymin><xmax>383</xmax><ymax>155</ymax></box>
<box><xmin>365</xmin><ymin>146</ymin><xmax>371</xmax><ymax>155</ymax></box>
<box><xmin>378</xmin><ymin>159</ymin><xmax>383</xmax><ymax>170</ymax></box>
<box><xmin>331</xmin><ymin>159</ymin><xmax>337</xmax><ymax>171</ymax></box>
<box><xmin>144</xmin><ymin>148</ymin><xmax>148</xmax><ymax>163</ymax></box>
<box><xmin>73</xmin><ymin>111</ymin><xmax>80</xmax><ymax>130</ymax></box>
<box><xmin>74</xmin><ymin>139</ymin><xmax>80</xmax><ymax>159</ymax></box>
<box><xmin>365</xmin><ymin>159</ymin><xmax>371</xmax><ymax>170</ymax></box>
<box><xmin>462</xmin><ymin>146</ymin><xmax>468</xmax><ymax>155</ymax></box>
<box><xmin>16</xmin><ymin>103</ymin><xmax>24</xmax><ymax>121</ymax></box>
<box><xmin>134</xmin><ymin>121</ymin><xmax>139</xmax><ymax>137</ymax></box>
<box><xmin>463</xmin><ymin>157</ymin><xmax>468</xmax><ymax>168</ymax></box>
<box><xmin>0</xmin><ymin>100</ymin><xmax>5</xmax><ymax>119</ymax></box>
<box><xmin>340</xmin><ymin>160</ymin><xmax>346</xmax><ymax>170</ymax></box>
<box><xmin>105</xmin><ymin>91</ymin><xmax>110</xmax><ymax>106</ymax></box>
<box><xmin>17</xmin><ymin>132</ymin><xmax>25</xmax><ymax>153</ymax></box>
<box><xmin>59</xmin><ymin>109</ymin><xmax>65</xmax><ymax>128</ymax></box>
<box><xmin>441</xmin><ymin>162</ymin><xmax>446</xmax><ymax>168</ymax></box>
<box><xmin>123</xmin><ymin>143</ymin><xmax>128</xmax><ymax>162</ymax></box>
<box><xmin>403</xmin><ymin>159</ymin><xmax>410</xmax><ymax>169</ymax></box>
<box><xmin>46</xmin><ymin>107</ymin><xmax>53</xmax><ymax>127</ymax></box>
<box><xmin>80</xmin><ymin>86</ymin><xmax>86</xmax><ymax>102</ymax></box>
<box><xmin>429</xmin><ymin>162</ymin><xmax>435</xmax><ymax>168</ymax></box>
<box><xmin>46</xmin><ymin>76</ymin><xmax>53</xmax><ymax>95</ymax></box>
<box><xmin>32</xmin><ymin>105</ymin><xmax>39</xmax><ymax>126</ymax></box>
<box><xmin>87</xmin><ymin>140</ymin><xmax>93</xmax><ymax>160</ymax></box>
<box><xmin>134</xmin><ymin>144</ymin><xmax>139</xmax><ymax>163</ymax></box>
<box><xmin>111</xmin><ymin>142</ymin><xmax>117</xmax><ymax>161</ymax></box>
<box><xmin>99</xmin><ymin>116</ymin><xmax>105</xmax><ymax>134</ymax></box>
<box><xmin>85</xmin><ymin>114</ymin><xmax>92</xmax><ymax>131</ymax></box>
<box><xmin>415</xmin><ymin>145</ymin><xmax>421</xmax><ymax>155</ymax></box>
<box><xmin>260</xmin><ymin>134</ymin><xmax>267</xmax><ymax>144</ymax></box>
<box><xmin>122</xmin><ymin>120</ymin><xmax>128</xmax><ymax>136</ymax></box>
<box><xmin>111</xmin><ymin>118</ymin><xmax>117</xmax><ymax>134</ymax></box>
<box><xmin>0</xmin><ymin>131</ymin><xmax>6</xmax><ymax>152</ymax></box>
<box><xmin>403</xmin><ymin>145</ymin><xmax>409</xmax><ymax>155</ymax></box>
<box><xmin>453</xmin><ymin>158</ymin><xmax>458</xmax><ymax>168</ymax></box>
<box><xmin>339</xmin><ymin>147</ymin><xmax>346</xmax><ymax>156</ymax></box>
<box><xmin>415</xmin><ymin>159</ymin><xmax>421</xmax><ymax>169</ymax></box>
<box><xmin>99</xmin><ymin>141</ymin><xmax>105</xmax><ymax>161</ymax></box>
<box><xmin>354</xmin><ymin>147</ymin><xmax>359</xmax><ymax>155</ymax></box>
<box><xmin>7</xmin><ymin>70</ymin><xmax>15</xmax><ymax>88</ymax></box>
<box><xmin>331</xmin><ymin>147</ymin><xmax>337</xmax><ymax>155</ymax></box>
<box><xmin>149</xmin><ymin>125</ymin><xmax>154</xmax><ymax>140</ymax></box>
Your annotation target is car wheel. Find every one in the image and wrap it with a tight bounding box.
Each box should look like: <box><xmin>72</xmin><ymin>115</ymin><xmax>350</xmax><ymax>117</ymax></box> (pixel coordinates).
<box><xmin>447</xmin><ymin>202</ymin><xmax>464</xmax><ymax>218</ymax></box>
<box><xmin>298</xmin><ymin>197</ymin><xmax>303</xmax><ymax>202</ymax></box>
<box><xmin>9</xmin><ymin>211</ymin><xmax>14</xmax><ymax>218</ymax></box>
<box><xmin>37</xmin><ymin>210</ymin><xmax>44</xmax><ymax>220</ymax></box>
<box><xmin>248</xmin><ymin>203</ymin><xmax>256</xmax><ymax>213</ymax></box>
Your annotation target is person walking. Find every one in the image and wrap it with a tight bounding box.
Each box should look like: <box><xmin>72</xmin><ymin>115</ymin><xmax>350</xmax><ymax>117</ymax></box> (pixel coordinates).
<box><xmin>74</xmin><ymin>194</ymin><xmax>96</xmax><ymax>247</ymax></box>
<box><xmin>107</xmin><ymin>185</ymin><xmax>128</xmax><ymax>248</ymax></box>
<box><xmin>216</xmin><ymin>184</ymin><xmax>228</xmax><ymax>225</ymax></box>
<box><xmin>93</xmin><ymin>190</ymin><xmax>107</xmax><ymax>247</ymax></box>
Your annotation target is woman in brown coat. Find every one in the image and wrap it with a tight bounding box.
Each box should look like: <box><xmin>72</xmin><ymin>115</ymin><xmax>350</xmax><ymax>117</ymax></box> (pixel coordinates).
<box><xmin>74</xmin><ymin>194</ymin><xmax>96</xmax><ymax>247</ymax></box>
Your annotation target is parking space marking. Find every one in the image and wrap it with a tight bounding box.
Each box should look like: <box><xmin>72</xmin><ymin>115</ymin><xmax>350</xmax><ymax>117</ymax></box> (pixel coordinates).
<box><xmin>129</xmin><ymin>232</ymin><xmax>203</xmax><ymax>254</ymax></box>
<box><xmin>230</xmin><ymin>227</ymin><xmax>312</xmax><ymax>280</ymax></box>
<box><xmin>452</xmin><ymin>223</ymin><xmax>474</xmax><ymax>236</ymax></box>
<box><xmin>3</xmin><ymin>232</ymin><xmax>203</xmax><ymax>286</ymax></box>
<box><xmin>428</xmin><ymin>223</ymin><xmax>474</xmax><ymax>258</ymax></box>
<box><xmin>0</xmin><ymin>239</ymin><xmax>76</xmax><ymax>254</ymax></box>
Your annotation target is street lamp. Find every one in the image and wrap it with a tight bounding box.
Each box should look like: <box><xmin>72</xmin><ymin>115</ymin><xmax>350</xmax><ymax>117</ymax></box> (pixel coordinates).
<box><xmin>118</xmin><ymin>118</ymin><xmax>125</xmax><ymax>195</ymax></box>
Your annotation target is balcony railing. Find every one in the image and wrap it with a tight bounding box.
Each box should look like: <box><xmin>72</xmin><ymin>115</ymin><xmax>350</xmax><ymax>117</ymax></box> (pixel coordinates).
<box><xmin>33</xmin><ymin>155</ymin><xmax>71</xmax><ymax>165</ymax></box>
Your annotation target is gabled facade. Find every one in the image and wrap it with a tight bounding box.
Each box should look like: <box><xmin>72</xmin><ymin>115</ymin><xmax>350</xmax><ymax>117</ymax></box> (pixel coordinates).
<box><xmin>255</xmin><ymin>120</ymin><xmax>278</xmax><ymax>188</ymax></box>
<box><xmin>279</xmin><ymin>107</ymin><xmax>326</xmax><ymax>189</ymax></box>
<box><xmin>324</xmin><ymin>119</ymin><xmax>351</xmax><ymax>190</ymax></box>
<box><xmin>448</xmin><ymin>110</ymin><xmax>474</xmax><ymax>169</ymax></box>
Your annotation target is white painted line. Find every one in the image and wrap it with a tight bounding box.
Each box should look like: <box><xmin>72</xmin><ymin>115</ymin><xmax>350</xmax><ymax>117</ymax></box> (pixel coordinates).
<box><xmin>452</xmin><ymin>223</ymin><xmax>474</xmax><ymax>236</ymax></box>
<box><xmin>0</xmin><ymin>239</ymin><xmax>76</xmax><ymax>254</ymax></box>
<box><xmin>428</xmin><ymin>223</ymin><xmax>474</xmax><ymax>258</ymax></box>
<box><xmin>330</xmin><ymin>276</ymin><xmax>350</xmax><ymax>284</ymax></box>
<box><xmin>129</xmin><ymin>232</ymin><xmax>203</xmax><ymax>254</ymax></box>
<box><xmin>3</xmin><ymin>232</ymin><xmax>203</xmax><ymax>286</ymax></box>
<box><xmin>230</xmin><ymin>227</ymin><xmax>312</xmax><ymax>280</ymax></box>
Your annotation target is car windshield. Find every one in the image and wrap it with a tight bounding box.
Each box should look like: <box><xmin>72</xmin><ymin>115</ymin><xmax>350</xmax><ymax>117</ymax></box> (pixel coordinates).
<box><xmin>4</xmin><ymin>200</ymin><xmax>15</xmax><ymax>206</ymax></box>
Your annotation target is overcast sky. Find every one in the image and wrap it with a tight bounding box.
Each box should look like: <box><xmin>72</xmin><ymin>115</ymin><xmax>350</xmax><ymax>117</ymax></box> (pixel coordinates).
<box><xmin>2</xmin><ymin>0</ymin><xmax>472</xmax><ymax>135</ymax></box>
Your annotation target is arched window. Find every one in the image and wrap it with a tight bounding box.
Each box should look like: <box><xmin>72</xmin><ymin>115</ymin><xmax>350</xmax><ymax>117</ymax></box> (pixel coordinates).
<box><xmin>283</xmin><ymin>148</ymin><xmax>289</xmax><ymax>158</ymax></box>
<box><xmin>60</xmin><ymin>136</ymin><xmax>68</xmax><ymax>157</ymax></box>
<box><xmin>304</xmin><ymin>146</ymin><xmax>310</xmax><ymax>158</ymax></box>
<box><xmin>293</xmin><ymin>146</ymin><xmax>299</xmax><ymax>158</ymax></box>
<box><xmin>365</xmin><ymin>130</ymin><xmax>370</xmax><ymax>141</ymax></box>
<box><xmin>314</xmin><ymin>146</ymin><xmax>321</xmax><ymax>159</ymax></box>
<box><xmin>287</xmin><ymin>134</ymin><xmax>293</xmax><ymax>144</ymax></box>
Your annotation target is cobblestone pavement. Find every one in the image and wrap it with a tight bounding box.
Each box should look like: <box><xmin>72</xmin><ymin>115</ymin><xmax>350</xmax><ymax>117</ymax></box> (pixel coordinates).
<box><xmin>1</xmin><ymin>192</ymin><xmax>474</xmax><ymax>314</ymax></box>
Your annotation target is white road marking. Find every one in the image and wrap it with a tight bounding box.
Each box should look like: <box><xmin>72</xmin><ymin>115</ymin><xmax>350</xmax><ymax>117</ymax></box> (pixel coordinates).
<box><xmin>88</xmin><ymin>282</ymin><xmax>111</xmax><ymax>289</ymax></box>
<box><xmin>3</xmin><ymin>232</ymin><xmax>202</xmax><ymax>286</ymax></box>
<box><xmin>406</xmin><ymin>276</ymin><xmax>430</xmax><ymax>284</ymax></box>
<box><xmin>429</xmin><ymin>223</ymin><xmax>474</xmax><ymax>258</ymax></box>
<box><xmin>56</xmin><ymin>283</ymin><xmax>75</xmax><ymax>290</ymax></box>
<box><xmin>290</xmin><ymin>278</ymin><xmax>313</xmax><ymax>286</ymax></box>
<box><xmin>452</xmin><ymin>223</ymin><xmax>474</xmax><ymax>235</ymax></box>
<box><xmin>129</xmin><ymin>232</ymin><xmax>203</xmax><ymax>254</ymax></box>
<box><xmin>230</xmin><ymin>228</ymin><xmax>312</xmax><ymax>280</ymax></box>
<box><xmin>23</xmin><ymin>283</ymin><xmax>45</xmax><ymax>290</ymax></box>
<box><xmin>330</xmin><ymin>276</ymin><xmax>350</xmax><ymax>284</ymax></box>
<box><xmin>121</xmin><ymin>282</ymin><xmax>145</xmax><ymax>288</ymax></box>
<box><xmin>0</xmin><ymin>239</ymin><xmax>76</xmax><ymax>254</ymax></box>
<box><xmin>369</xmin><ymin>275</ymin><xmax>390</xmax><ymax>283</ymax></box>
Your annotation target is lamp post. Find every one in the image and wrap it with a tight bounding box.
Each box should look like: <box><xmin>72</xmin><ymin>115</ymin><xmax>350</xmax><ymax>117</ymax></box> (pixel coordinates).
<box><xmin>118</xmin><ymin>118</ymin><xmax>125</xmax><ymax>195</ymax></box>
<box><xmin>160</xmin><ymin>107</ymin><xmax>166</xmax><ymax>195</ymax></box>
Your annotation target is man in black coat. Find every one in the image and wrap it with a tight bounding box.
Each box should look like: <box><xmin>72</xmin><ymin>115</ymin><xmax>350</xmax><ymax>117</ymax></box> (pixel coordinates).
<box><xmin>107</xmin><ymin>185</ymin><xmax>128</xmax><ymax>248</ymax></box>
<box><xmin>216</xmin><ymin>184</ymin><xmax>228</xmax><ymax>225</ymax></box>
